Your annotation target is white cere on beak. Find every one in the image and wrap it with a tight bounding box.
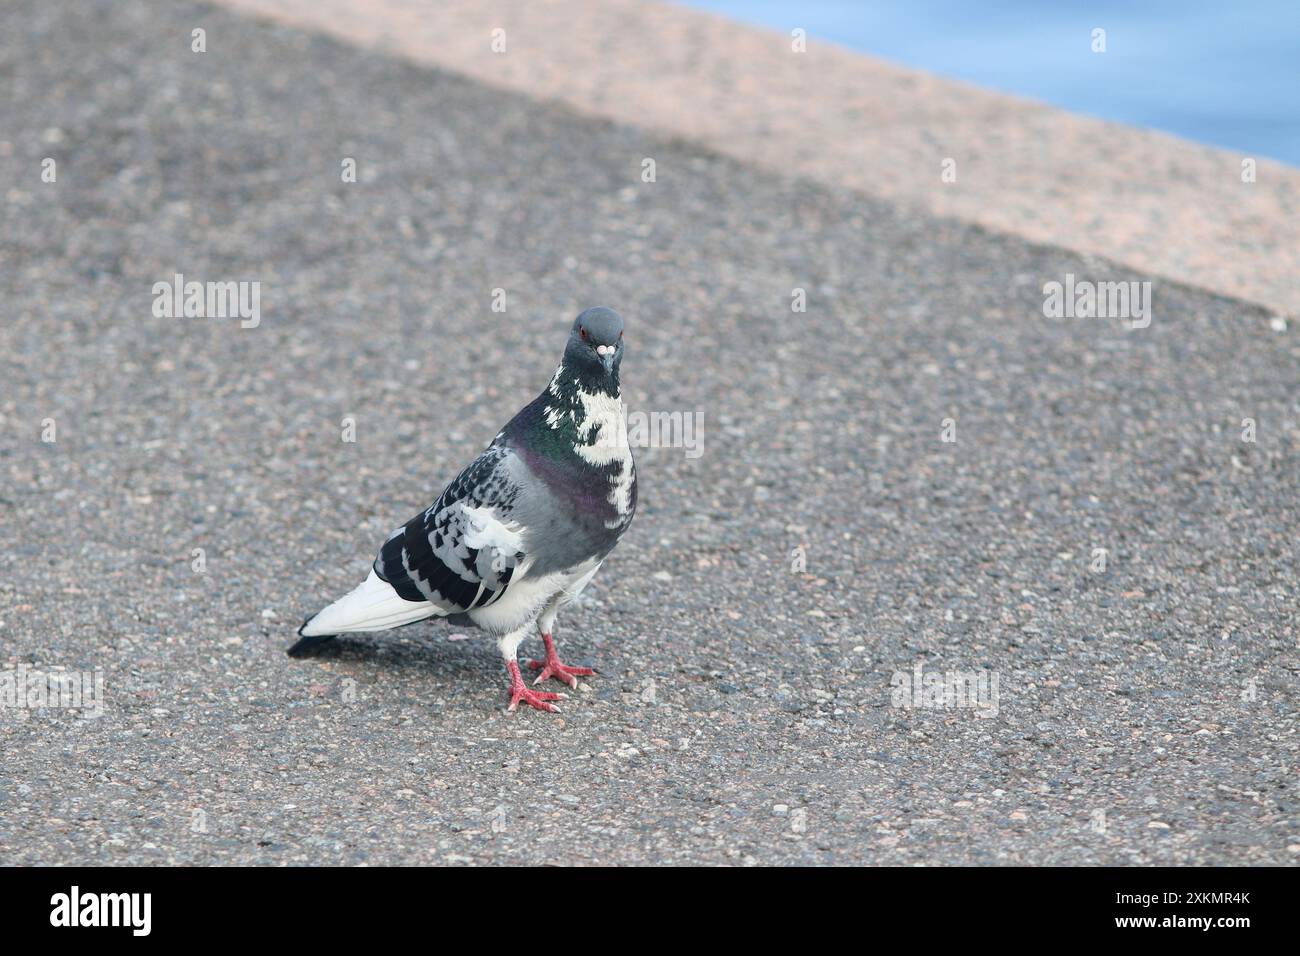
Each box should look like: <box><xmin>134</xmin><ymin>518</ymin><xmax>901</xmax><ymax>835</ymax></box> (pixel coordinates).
<box><xmin>596</xmin><ymin>344</ymin><xmax>615</xmax><ymax>356</ymax></box>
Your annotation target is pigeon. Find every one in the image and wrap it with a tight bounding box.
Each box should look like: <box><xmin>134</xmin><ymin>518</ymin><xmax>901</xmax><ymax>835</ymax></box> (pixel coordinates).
<box><xmin>289</xmin><ymin>307</ymin><xmax>637</xmax><ymax>712</ymax></box>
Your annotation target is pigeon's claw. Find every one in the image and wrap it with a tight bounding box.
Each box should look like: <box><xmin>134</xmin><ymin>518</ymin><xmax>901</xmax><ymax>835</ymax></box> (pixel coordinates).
<box><xmin>527</xmin><ymin>633</ymin><xmax>597</xmax><ymax>689</ymax></box>
<box><xmin>506</xmin><ymin>660</ymin><xmax>566</xmax><ymax>713</ymax></box>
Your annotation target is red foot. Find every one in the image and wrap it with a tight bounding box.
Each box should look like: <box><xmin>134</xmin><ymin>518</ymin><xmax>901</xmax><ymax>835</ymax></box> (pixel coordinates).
<box><xmin>527</xmin><ymin>633</ymin><xmax>596</xmax><ymax>689</ymax></box>
<box><xmin>506</xmin><ymin>659</ymin><xmax>565</xmax><ymax>713</ymax></box>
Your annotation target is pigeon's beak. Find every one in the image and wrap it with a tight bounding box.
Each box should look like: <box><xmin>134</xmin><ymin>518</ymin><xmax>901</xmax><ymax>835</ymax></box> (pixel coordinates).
<box><xmin>597</xmin><ymin>344</ymin><xmax>617</xmax><ymax>373</ymax></box>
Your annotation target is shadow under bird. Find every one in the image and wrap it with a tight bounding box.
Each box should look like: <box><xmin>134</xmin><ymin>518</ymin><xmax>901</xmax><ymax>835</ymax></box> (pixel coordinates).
<box><xmin>289</xmin><ymin>307</ymin><xmax>637</xmax><ymax>712</ymax></box>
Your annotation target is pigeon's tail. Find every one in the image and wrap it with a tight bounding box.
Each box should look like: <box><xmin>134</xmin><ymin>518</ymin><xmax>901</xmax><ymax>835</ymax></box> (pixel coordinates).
<box><xmin>294</xmin><ymin>569</ymin><xmax>441</xmax><ymax>642</ymax></box>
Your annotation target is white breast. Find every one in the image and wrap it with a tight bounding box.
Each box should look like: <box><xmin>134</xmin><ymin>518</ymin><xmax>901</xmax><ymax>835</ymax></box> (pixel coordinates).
<box><xmin>467</xmin><ymin>557</ymin><xmax>602</xmax><ymax>636</ymax></box>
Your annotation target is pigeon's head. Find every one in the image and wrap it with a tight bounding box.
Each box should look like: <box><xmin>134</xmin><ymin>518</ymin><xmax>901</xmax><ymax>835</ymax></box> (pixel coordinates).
<box><xmin>566</xmin><ymin>306</ymin><xmax>625</xmax><ymax>380</ymax></box>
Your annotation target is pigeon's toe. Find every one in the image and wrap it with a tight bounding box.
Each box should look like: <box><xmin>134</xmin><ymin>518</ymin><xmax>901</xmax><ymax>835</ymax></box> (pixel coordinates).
<box><xmin>507</xmin><ymin>686</ymin><xmax>566</xmax><ymax>713</ymax></box>
<box><xmin>505</xmin><ymin>659</ymin><xmax>568</xmax><ymax>713</ymax></box>
<box><xmin>527</xmin><ymin>633</ymin><xmax>597</xmax><ymax>689</ymax></box>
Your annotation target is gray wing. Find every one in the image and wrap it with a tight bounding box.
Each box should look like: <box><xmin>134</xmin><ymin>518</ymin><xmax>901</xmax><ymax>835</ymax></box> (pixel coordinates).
<box><xmin>373</xmin><ymin>444</ymin><xmax>529</xmax><ymax>612</ymax></box>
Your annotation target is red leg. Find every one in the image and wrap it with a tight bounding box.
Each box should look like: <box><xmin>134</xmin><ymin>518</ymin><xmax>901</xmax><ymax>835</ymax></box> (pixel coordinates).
<box><xmin>526</xmin><ymin>633</ymin><xmax>596</xmax><ymax>689</ymax></box>
<box><xmin>505</xmin><ymin>659</ymin><xmax>565</xmax><ymax>713</ymax></box>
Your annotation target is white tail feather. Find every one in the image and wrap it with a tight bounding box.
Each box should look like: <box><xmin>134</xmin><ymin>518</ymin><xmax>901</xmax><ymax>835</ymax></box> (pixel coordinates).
<box><xmin>300</xmin><ymin>569</ymin><xmax>442</xmax><ymax>636</ymax></box>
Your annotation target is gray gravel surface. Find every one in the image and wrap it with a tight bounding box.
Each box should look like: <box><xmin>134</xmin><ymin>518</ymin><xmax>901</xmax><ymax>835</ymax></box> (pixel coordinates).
<box><xmin>1</xmin><ymin>0</ymin><xmax>1297</xmax><ymax>865</ymax></box>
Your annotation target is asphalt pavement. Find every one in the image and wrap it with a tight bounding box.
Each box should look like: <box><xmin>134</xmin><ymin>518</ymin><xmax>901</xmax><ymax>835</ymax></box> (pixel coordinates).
<box><xmin>0</xmin><ymin>0</ymin><xmax>1296</xmax><ymax>864</ymax></box>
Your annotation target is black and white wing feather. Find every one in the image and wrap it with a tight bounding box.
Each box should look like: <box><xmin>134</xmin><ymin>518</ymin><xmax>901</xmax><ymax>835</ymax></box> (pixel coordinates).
<box><xmin>374</xmin><ymin>444</ymin><xmax>528</xmax><ymax>612</ymax></box>
<box><xmin>298</xmin><ymin>444</ymin><xmax>529</xmax><ymax>637</ymax></box>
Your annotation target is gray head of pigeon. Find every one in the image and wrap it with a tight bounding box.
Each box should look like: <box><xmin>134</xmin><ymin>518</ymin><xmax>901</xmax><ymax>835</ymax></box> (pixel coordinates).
<box><xmin>564</xmin><ymin>306</ymin><xmax>625</xmax><ymax>383</ymax></box>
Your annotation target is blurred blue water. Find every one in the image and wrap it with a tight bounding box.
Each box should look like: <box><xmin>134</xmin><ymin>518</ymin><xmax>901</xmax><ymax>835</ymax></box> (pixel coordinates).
<box><xmin>682</xmin><ymin>1</ymin><xmax>1300</xmax><ymax>165</ymax></box>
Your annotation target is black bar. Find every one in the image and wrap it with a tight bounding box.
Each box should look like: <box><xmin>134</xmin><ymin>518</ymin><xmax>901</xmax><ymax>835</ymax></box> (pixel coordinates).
<box><xmin>0</xmin><ymin>866</ymin><xmax>1283</xmax><ymax>942</ymax></box>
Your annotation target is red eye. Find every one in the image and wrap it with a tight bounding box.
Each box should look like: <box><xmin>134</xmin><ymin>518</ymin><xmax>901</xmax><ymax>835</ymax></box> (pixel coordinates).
<box><xmin>579</xmin><ymin>327</ymin><xmax>588</xmax><ymax>340</ymax></box>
